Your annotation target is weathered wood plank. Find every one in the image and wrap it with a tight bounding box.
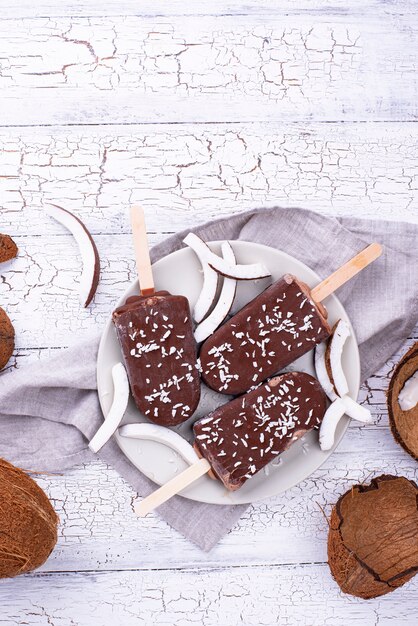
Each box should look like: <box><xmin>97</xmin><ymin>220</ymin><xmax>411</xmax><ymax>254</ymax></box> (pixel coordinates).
<box><xmin>0</xmin><ymin>123</ymin><xmax>416</xmax><ymax>238</ymax></box>
<box><xmin>0</xmin><ymin>564</ymin><xmax>416</xmax><ymax>626</ymax></box>
<box><xmin>0</xmin><ymin>122</ymin><xmax>416</xmax><ymax>349</ymax></box>
<box><xmin>0</xmin><ymin>0</ymin><xmax>415</xmax><ymax>19</ymax></box>
<box><xmin>0</xmin><ymin>13</ymin><xmax>416</xmax><ymax>123</ymax></box>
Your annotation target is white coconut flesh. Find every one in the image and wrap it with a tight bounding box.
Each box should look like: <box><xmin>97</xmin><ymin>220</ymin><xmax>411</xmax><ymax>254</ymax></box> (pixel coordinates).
<box><xmin>89</xmin><ymin>363</ymin><xmax>130</xmax><ymax>453</ymax></box>
<box><xmin>315</xmin><ymin>342</ymin><xmax>338</xmax><ymax>402</ymax></box>
<box><xmin>194</xmin><ymin>241</ymin><xmax>237</xmax><ymax>344</ymax></box>
<box><xmin>341</xmin><ymin>395</ymin><xmax>372</xmax><ymax>423</ymax></box>
<box><xmin>193</xmin><ymin>262</ymin><xmax>219</xmax><ymax>323</ymax></box>
<box><xmin>319</xmin><ymin>398</ymin><xmax>347</xmax><ymax>451</ymax></box>
<box><xmin>183</xmin><ymin>232</ymin><xmax>270</xmax><ymax>280</ymax></box>
<box><xmin>315</xmin><ymin>326</ymin><xmax>372</xmax><ymax>434</ymax></box>
<box><xmin>46</xmin><ymin>204</ymin><xmax>99</xmax><ymax>307</ymax></box>
<box><xmin>398</xmin><ymin>370</ymin><xmax>418</xmax><ymax>411</ymax></box>
<box><xmin>328</xmin><ymin>319</ymin><xmax>351</xmax><ymax>397</ymax></box>
<box><xmin>119</xmin><ymin>423</ymin><xmax>199</xmax><ymax>466</ymax></box>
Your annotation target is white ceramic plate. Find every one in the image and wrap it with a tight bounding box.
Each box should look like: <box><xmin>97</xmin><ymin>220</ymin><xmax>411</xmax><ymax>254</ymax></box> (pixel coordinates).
<box><xmin>97</xmin><ymin>241</ymin><xmax>360</xmax><ymax>505</ymax></box>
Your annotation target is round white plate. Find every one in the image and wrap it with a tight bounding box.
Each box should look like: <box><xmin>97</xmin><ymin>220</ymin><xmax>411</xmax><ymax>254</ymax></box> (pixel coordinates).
<box><xmin>97</xmin><ymin>241</ymin><xmax>360</xmax><ymax>505</ymax></box>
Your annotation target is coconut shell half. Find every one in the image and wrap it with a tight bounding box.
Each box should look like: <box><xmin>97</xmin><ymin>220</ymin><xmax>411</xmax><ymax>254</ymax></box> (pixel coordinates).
<box><xmin>387</xmin><ymin>342</ymin><xmax>418</xmax><ymax>460</ymax></box>
<box><xmin>0</xmin><ymin>458</ymin><xmax>59</xmax><ymax>578</ymax></box>
<box><xmin>0</xmin><ymin>306</ymin><xmax>14</xmax><ymax>370</ymax></box>
<box><xmin>0</xmin><ymin>234</ymin><xmax>18</xmax><ymax>263</ymax></box>
<box><xmin>328</xmin><ymin>475</ymin><xmax>418</xmax><ymax>599</ymax></box>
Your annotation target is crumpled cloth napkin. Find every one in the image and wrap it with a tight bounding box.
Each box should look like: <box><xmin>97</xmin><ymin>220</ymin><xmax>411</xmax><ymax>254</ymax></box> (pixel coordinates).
<box><xmin>1</xmin><ymin>207</ymin><xmax>417</xmax><ymax>551</ymax></box>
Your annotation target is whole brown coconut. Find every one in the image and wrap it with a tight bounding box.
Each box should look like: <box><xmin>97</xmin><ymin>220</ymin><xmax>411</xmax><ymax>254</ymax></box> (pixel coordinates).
<box><xmin>0</xmin><ymin>234</ymin><xmax>18</xmax><ymax>263</ymax></box>
<box><xmin>328</xmin><ymin>475</ymin><xmax>418</xmax><ymax>599</ymax></box>
<box><xmin>0</xmin><ymin>458</ymin><xmax>59</xmax><ymax>578</ymax></box>
<box><xmin>0</xmin><ymin>306</ymin><xmax>14</xmax><ymax>370</ymax></box>
<box><xmin>387</xmin><ymin>342</ymin><xmax>418</xmax><ymax>460</ymax></box>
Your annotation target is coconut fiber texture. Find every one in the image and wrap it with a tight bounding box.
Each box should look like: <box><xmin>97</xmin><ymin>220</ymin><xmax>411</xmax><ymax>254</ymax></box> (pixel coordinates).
<box><xmin>328</xmin><ymin>475</ymin><xmax>418</xmax><ymax>598</ymax></box>
<box><xmin>0</xmin><ymin>207</ymin><xmax>417</xmax><ymax>552</ymax></box>
<box><xmin>0</xmin><ymin>458</ymin><xmax>58</xmax><ymax>578</ymax></box>
<box><xmin>387</xmin><ymin>342</ymin><xmax>418</xmax><ymax>460</ymax></box>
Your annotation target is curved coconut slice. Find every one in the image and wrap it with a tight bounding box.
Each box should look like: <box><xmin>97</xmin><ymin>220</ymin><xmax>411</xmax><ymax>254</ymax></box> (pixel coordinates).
<box><xmin>119</xmin><ymin>423</ymin><xmax>199</xmax><ymax>466</ymax></box>
<box><xmin>194</xmin><ymin>241</ymin><xmax>237</xmax><ymax>344</ymax></box>
<box><xmin>387</xmin><ymin>341</ymin><xmax>418</xmax><ymax>460</ymax></box>
<box><xmin>315</xmin><ymin>334</ymin><xmax>372</xmax><ymax>431</ymax></box>
<box><xmin>193</xmin><ymin>262</ymin><xmax>218</xmax><ymax>323</ymax></box>
<box><xmin>89</xmin><ymin>363</ymin><xmax>130</xmax><ymax>453</ymax></box>
<box><xmin>315</xmin><ymin>341</ymin><xmax>338</xmax><ymax>402</ymax></box>
<box><xmin>325</xmin><ymin>319</ymin><xmax>350</xmax><ymax>397</ymax></box>
<box><xmin>183</xmin><ymin>232</ymin><xmax>270</xmax><ymax>280</ymax></box>
<box><xmin>45</xmin><ymin>204</ymin><xmax>100</xmax><ymax>307</ymax></box>
<box><xmin>341</xmin><ymin>395</ymin><xmax>372</xmax><ymax>423</ymax></box>
<box><xmin>328</xmin><ymin>475</ymin><xmax>418</xmax><ymax>599</ymax></box>
<box><xmin>319</xmin><ymin>398</ymin><xmax>347</xmax><ymax>451</ymax></box>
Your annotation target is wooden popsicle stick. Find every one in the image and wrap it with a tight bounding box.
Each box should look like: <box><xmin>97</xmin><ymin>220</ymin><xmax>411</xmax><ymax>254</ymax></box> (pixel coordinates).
<box><xmin>311</xmin><ymin>242</ymin><xmax>382</xmax><ymax>303</ymax></box>
<box><xmin>135</xmin><ymin>458</ymin><xmax>211</xmax><ymax>517</ymax></box>
<box><xmin>130</xmin><ymin>205</ymin><xmax>155</xmax><ymax>296</ymax></box>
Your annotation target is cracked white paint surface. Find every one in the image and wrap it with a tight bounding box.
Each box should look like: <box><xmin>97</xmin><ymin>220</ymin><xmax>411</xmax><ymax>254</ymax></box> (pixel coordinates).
<box><xmin>0</xmin><ymin>1</ymin><xmax>417</xmax><ymax>624</ymax></box>
<box><xmin>0</xmin><ymin>9</ymin><xmax>416</xmax><ymax>123</ymax></box>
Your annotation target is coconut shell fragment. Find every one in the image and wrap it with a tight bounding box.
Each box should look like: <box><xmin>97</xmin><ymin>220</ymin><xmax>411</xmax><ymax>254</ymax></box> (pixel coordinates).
<box><xmin>328</xmin><ymin>475</ymin><xmax>418</xmax><ymax>599</ymax></box>
<box><xmin>0</xmin><ymin>458</ymin><xmax>59</xmax><ymax>578</ymax></box>
<box><xmin>0</xmin><ymin>234</ymin><xmax>18</xmax><ymax>263</ymax></box>
<box><xmin>0</xmin><ymin>306</ymin><xmax>14</xmax><ymax>370</ymax></box>
<box><xmin>387</xmin><ymin>342</ymin><xmax>418</xmax><ymax>460</ymax></box>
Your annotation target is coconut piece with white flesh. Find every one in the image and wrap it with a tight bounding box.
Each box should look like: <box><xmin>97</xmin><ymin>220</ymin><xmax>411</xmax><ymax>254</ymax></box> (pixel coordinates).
<box><xmin>191</xmin><ymin>254</ymin><xmax>218</xmax><ymax>323</ymax></box>
<box><xmin>398</xmin><ymin>371</ymin><xmax>418</xmax><ymax>411</ymax></box>
<box><xmin>113</xmin><ymin>207</ymin><xmax>201</xmax><ymax>426</ymax></box>
<box><xmin>387</xmin><ymin>341</ymin><xmax>418</xmax><ymax>460</ymax></box>
<box><xmin>119</xmin><ymin>423</ymin><xmax>199</xmax><ymax>466</ymax></box>
<box><xmin>45</xmin><ymin>204</ymin><xmax>100</xmax><ymax>307</ymax></box>
<box><xmin>319</xmin><ymin>397</ymin><xmax>347</xmax><ymax>452</ymax></box>
<box><xmin>200</xmin><ymin>243</ymin><xmax>382</xmax><ymax>395</ymax></box>
<box><xmin>89</xmin><ymin>363</ymin><xmax>130</xmax><ymax>453</ymax></box>
<box><xmin>194</xmin><ymin>241</ymin><xmax>237</xmax><ymax>344</ymax></box>
<box><xmin>315</xmin><ymin>320</ymin><xmax>372</xmax><ymax>451</ymax></box>
<box><xmin>183</xmin><ymin>232</ymin><xmax>270</xmax><ymax>281</ymax></box>
<box><xmin>325</xmin><ymin>320</ymin><xmax>350</xmax><ymax>397</ymax></box>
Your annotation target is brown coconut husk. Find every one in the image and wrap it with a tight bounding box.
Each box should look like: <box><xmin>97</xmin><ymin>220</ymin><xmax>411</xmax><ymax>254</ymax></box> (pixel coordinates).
<box><xmin>0</xmin><ymin>307</ymin><xmax>14</xmax><ymax>370</ymax></box>
<box><xmin>0</xmin><ymin>458</ymin><xmax>59</xmax><ymax>578</ymax></box>
<box><xmin>0</xmin><ymin>234</ymin><xmax>18</xmax><ymax>263</ymax></box>
<box><xmin>387</xmin><ymin>342</ymin><xmax>418</xmax><ymax>460</ymax></box>
<box><xmin>328</xmin><ymin>475</ymin><xmax>418</xmax><ymax>599</ymax></box>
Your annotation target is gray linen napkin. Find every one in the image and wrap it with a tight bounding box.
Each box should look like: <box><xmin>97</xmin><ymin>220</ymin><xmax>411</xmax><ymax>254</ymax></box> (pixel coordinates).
<box><xmin>1</xmin><ymin>207</ymin><xmax>417</xmax><ymax>551</ymax></box>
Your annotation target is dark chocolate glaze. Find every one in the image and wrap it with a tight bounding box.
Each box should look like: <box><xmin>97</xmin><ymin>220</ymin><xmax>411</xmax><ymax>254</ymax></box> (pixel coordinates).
<box><xmin>194</xmin><ymin>372</ymin><xmax>326</xmax><ymax>491</ymax></box>
<box><xmin>113</xmin><ymin>292</ymin><xmax>200</xmax><ymax>426</ymax></box>
<box><xmin>200</xmin><ymin>275</ymin><xmax>331</xmax><ymax>395</ymax></box>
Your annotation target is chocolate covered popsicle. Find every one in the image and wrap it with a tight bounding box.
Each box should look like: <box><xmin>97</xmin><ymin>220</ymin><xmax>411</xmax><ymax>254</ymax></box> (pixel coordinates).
<box><xmin>113</xmin><ymin>208</ymin><xmax>200</xmax><ymax>426</ymax></box>
<box><xmin>193</xmin><ymin>371</ymin><xmax>326</xmax><ymax>490</ymax></box>
<box><xmin>135</xmin><ymin>371</ymin><xmax>326</xmax><ymax>515</ymax></box>
<box><xmin>200</xmin><ymin>274</ymin><xmax>330</xmax><ymax>395</ymax></box>
<box><xmin>200</xmin><ymin>243</ymin><xmax>383</xmax><ymax>396</ymax></box>
<box><xmin>113</xmin><ymin>291</ymin><xmax>200</xmax><ymax>426</ymax></box>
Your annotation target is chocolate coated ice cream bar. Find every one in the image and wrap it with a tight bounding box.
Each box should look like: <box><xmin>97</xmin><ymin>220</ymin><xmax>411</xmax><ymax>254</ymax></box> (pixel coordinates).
<box><xmin>113</xmin><ymin>292</ymin><xmax>200</xmax><ymax>426</ymax></box>
<box><xmin>200</xmin><ymin>275</ymin><xmax>331</xmax><ymax>395</ymax></box>
<box><xmin>193</xmin><ymin>371</ymin><xmax>326</xmax><ymax>490</ymax></box>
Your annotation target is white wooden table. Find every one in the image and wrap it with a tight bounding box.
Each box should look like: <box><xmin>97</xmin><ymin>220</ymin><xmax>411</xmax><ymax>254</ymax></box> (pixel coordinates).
<box><xmin>0</xmin><ymin>1</ymin><xmax>417</xmax><ymax>624</ymax></box>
